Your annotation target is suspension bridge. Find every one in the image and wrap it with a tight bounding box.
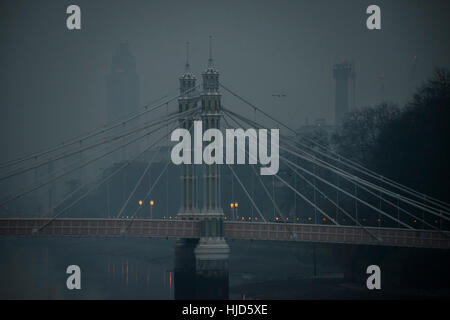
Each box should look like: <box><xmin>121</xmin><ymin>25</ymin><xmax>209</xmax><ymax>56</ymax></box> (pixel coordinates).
<box><xmin>1</xmin><ymin>38</ymin><xmax>449</xmax><ymax>298</ymax></box>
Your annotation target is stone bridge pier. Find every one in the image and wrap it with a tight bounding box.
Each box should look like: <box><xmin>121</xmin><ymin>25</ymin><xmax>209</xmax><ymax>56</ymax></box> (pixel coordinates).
<box><xmin>173</xmin><ymin>211</ymin><xmax>229</xmax><ymax>300</ymax></box>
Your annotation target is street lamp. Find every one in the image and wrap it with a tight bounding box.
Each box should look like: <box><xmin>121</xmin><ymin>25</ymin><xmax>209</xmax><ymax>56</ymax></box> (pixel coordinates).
<box><xmin>138</xmin><ymin>200</ymin><xmax>143</xmax><ymax>219</ymax></box>
<box><xmin>150</xmin><ymin>200</ymin><xmax>155</xmax><ymax>219</ymax></box>
<box><xmin>230</xmin><ymin>203</ymin><xmax>235</xmax><ymax>221</ymax></box>
<box><xmin>234</xmin><ymin>202</ymin><xmax>238</xmax><ymax>220</ymax></box>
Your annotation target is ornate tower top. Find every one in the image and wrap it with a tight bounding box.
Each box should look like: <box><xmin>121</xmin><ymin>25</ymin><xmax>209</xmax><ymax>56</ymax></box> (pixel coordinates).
<box><xmin>202</xmin><ymin>36</ymin><xmax>219</xmax><ymax>93</ymax></box>
<box><xmin>179</xmin><ymin>41</ymin><xmax>196</xmax><ymax>96</ymax></box>
<box><xmin>184</xmin><ymin>41</ymin><xmax>192</xmax><ymax>74</ymax></box>
<box><xmin>208</xmin><ymin>35</ymin><xmax>214</xmax><ymax>69</ymax></box>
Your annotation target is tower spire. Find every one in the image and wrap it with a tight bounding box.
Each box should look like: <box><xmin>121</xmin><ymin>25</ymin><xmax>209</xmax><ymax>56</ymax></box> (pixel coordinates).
<box><xmin>208</xmin><ymin>35</ymin><xmax>214</xmax><ymax>68</ymax></box>
<box><xmin>185</xmin><ymin>41</ymin><xmax>190</xmax><ymax>73</ymax></box>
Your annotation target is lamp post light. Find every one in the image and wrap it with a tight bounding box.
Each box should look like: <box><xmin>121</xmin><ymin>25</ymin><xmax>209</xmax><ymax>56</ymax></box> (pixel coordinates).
<box><xmin>138</xmin><ymin>200</ymin><xmax>143</xmax><ymax>219</ymax></box>
<box><xmin>230</xmin><ymin>203</ymin><xmax>235</xmax><ymax>221</ymax></box>
<box><xmin>234</xmin><ymin>202</ymin><xmax>238</xmax><ymax>221</ymax></box>
<box><xmin>150</xmin><ymin>200</ymin><xmax>155</xmax><ymax>219</ymax></box>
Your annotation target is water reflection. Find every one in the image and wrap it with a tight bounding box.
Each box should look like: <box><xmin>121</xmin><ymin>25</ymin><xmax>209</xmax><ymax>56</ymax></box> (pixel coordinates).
<box><xmin>0</xmin><ymin>238</ymin><xmax>175</xmax><ymax>299</ymax></box>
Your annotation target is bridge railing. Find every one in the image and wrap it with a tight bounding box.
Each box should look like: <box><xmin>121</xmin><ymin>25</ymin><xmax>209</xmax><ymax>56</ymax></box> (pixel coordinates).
<box><xmin>224</xmin><ymin>221</ymin><xmax>450</xmax><ymax>249</ymax></box>
<box><xmin>0</xmin><ymin>219</ymin><xmax>448</xmax><ymax>249</ymax></box>
<box><xmin>0</xmin><ymin>218</ymin><xmax>200</xmax><ymax>239</ymax></box>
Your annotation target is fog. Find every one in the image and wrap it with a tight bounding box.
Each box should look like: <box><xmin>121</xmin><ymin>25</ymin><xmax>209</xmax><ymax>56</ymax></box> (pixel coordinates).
<box><xmin>1</xmin><ymin>0</ymin><xmax>449</xmax><ymax>162</ymax></box>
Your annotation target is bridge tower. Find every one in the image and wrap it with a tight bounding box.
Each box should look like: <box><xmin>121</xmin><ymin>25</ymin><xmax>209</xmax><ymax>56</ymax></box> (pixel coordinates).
<box><xmin>194</xmin><ymin>36</ymin><xmax>230</xmax><ymax>299</ymax></box>
<box><xmin>174</xmin><ymin>38</ymin><xmax>230</xmax><ymax>300</ymax></box>
<box><xmin>174</xmin><ymin>42</ymin><xmax>201</xmax><ymax>300</ymax></box>
<box><xmin>177</xmin><ymin>41</ymin><xmax>199</xmax><ymax>216</ymax></box>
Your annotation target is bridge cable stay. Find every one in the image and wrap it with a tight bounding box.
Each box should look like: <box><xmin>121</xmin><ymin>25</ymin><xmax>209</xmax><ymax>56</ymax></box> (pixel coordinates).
<box><xmin>0</xmin><ymin>112</ymin><xmax>174</xmax><ymax>182</ymax></box>
<box><xmin>0</xmin><ymin>85</ymin><xmax>200</xmax><ymax>171</ymax></box>
<box><xmin>32</xmin><ymin>117</ymin><xmax>183</xmax><ymax>232</ymax></box>
<box><xmin>40</xmin><ymin>109</ymin><xmax>194</xmax><ymax>219</ymax></box>
<box><xmin>281</xmin><ymin>155</ymin><xmax>414</xmax><ymax>229</ymax></box>
<box><xmin>224</xmin><ymin>112</ymin><xmax>316</xmax><ymax>223</ymax></box>
<box><xmin>223</xmin><ymin>114</ymin><xmax>353</xmax><ymax>240</ymax></box>
<box><xmin>313</xmin><ymin>153</ymin><xmax>317</xmax><ymax>224</ymax></box>
<box><xmin>268</xmin><ymin>126</ymin><xmax>450</xmax><ymax>218</ymax></box>
<box><xmin>0</xmin><ymin>116</ymin><xmax>173</xmax><ymax>207</ymax></box>
<box><xmin>223</xmin><ymin>119</ymin><xmax>313</xmax><ymax>240</ymax></box>
<box><xmin>115</xmin><ymin>141</ymin><xmax>165</xmax><ymax>219</ymax></box>
<box><xmin>224</xmin><ymin>109</ymin><xmax>439</xmax><ymax>230</ymax></box>
<box><xmin>251</xmin><ymin>107</ymin><xmax>256</xmax><ymax>220</ymax></box>
<box><xmin>296</xmin><ymin>133</ymin><xmax>450</xmax><ymax>211</ymax></box>
<box><xmin>34</xmin><ymin>131</ymin><xmax>173</xmax><ymax>230</ymax></box>
<box><xmin>274</xmin><ymin>173</ymin><xmax>339</xmax><ymax>226</ymax></box>
<box><xmin>293</xmin><ymin>139</ymin><xmax>450</xmax><ymax>214</ymax></box>
<box><xmin>272</xmin><ymin>176</ymin><xmax>275</xmax><ymax>220</ymax></box>
<box><xmin>0</xmin><ymin>106</ymin><xmax>199</xmax><ymax>205</ymax></box>
<box><xmin>283</xmin><ymin>161</ymin><xmax>382</xmax><ymax>241</ymax></box>
<box><xmin>223</xmin><ymin>109</ymin><xmax>417</xmax><ymax>230</ymax></box>
<box><xmin>268</xmin><ymin>127</ymin><xmax>448</xmax><ymax>231</ymax></box>
<box><xmin>0</xmin><ymin>106</ymin><xmax>195</xmax><ymax>181</ymax></box>
<box><xmin>224</xmin><ymin>112</ymin><xmax>347</xmax><ymax>227</ymax></box>
<box><xmin>122</xmin><ymin>116</ymin><xmax>201</xmax><ymax>231</ymax></box>
<box><xmin>166</xmin><ymin>103</ymin><xmax>169</xmax><ymax>221</ymax></box>
<box><xmin>123</xmin><ymin>160</ymin><xmax>171</xmax><ymax>232</ymax></box>
<box><xmin>115</xmin><ymin>111</ymin><xmax>200</xmax><ymax>219</ymax></box>
<box><xmin>281</xmin><ymin>153</ymin><xmax>448</xmax><ymax>233</ymax></box>
<box><xmin>219</xmin><ymin>83</ymin><xmax>450</xmax><ymax>212</ymax></box>
<box><xmin>276</xmin><ymin>139</ymin><xmax>450</xmax><ymax>223</ymax></box>
<box><xmin>223</xmin><ymin>112</ymin><xmax>383</xmax><ymax>240</ymax></box>
<box><xmin>0</xmin><ymin>85</ymin><xmax>199</xmax><ymax>170</ymax></box>
<box><xmin>223</xmin><ymin>107</ymin><xmax>450</xmax><ymax>221</ymax></box>
<box><xmin>223</xmin><ymin>111</ymin><xmax>336</xmax><ymax>226</ymax></box>
<box><xmin>0</xmin><ymin>105</ymin><xmax>185</xmax><ymax>179</ymax></box>
<box><xmin>278</xmin><ymin>141</ymin><xmax>449</xmax><ymax>230</ymax></box>
<box><xmin>227</xmin><ymin>164</ymin><xmax>266</xmax><ymax>223</ymax></box>
<box><xmin>220</xmin><ymin>81</ymin><xmax>450</xmax><ymax>211</ymax></box>
<box><xmin>222</xmin><ymin>115</ymin><xmax>285</xmax><ymax>221</ymax></box>
<box><xmin>223</xmin><ymin>107</ymin><xmax>450</xmax><ymax>218</ymax></box>
<box><xmin>231</xmin><ymin>162</ymin><xmax>235</xmax><ymax>219</ymax></box>
<box><xmin>277</xmin><ymin>131</ymin><xmax>450</xmax><ymax>217</ymax></box>
<box><xmin>0</xmin><ymin>110</ymin><xmax>196</xmax><ymax>209</ymax></box>
<box><xmin>222</xmin><ymin>100</ymin><xmax>450</xmax><ymax>218</ymax></box>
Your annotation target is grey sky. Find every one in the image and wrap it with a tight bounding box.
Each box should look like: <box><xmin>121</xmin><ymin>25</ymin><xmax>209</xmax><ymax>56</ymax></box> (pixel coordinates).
<box><xmin>1</xmin><ymin>0</ymin><xmax>449</xmax><ymax>162</ymax></box>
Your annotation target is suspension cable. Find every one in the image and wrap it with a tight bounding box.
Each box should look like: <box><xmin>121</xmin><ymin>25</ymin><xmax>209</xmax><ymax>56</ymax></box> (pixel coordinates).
<box><xmin>227</xmin><ymin>164</ymin><xmax>266</xmax><ymax>222</ymax></box>
<box><xmin>223</xmin><ymin>107</ymin><xmax>450</xmax><ymax>218</ymax></box>
<box><xmin>0</xmin><ymin>106</ymin><xmax>198</xmax><ymax>181</ymax></box>
<box><xmin>223</xmin><ymin>108</ymin><xmax>414</xmax><ymax>229</ymax></box>
<box><xmin>220</xmin><ymin>83</ymin><xmax>450</xmax><ymax>211</ymax></box>
<box><xmin>33</xmin><ymin>118</ymin><xmax>178</xmax><ymax>231</ymax></box>
<box><xmin>0</xmin><ymin>85</ymin><xmax>200</xmax><ymax>170</ymax></box>
<box><xmin>0</xmin><ymin>115</ymin><xmax>183</xmax><ymax>208</ymax></box>
<box><xmin>224</xmin><ymin>112</ymin><xmax>383</xmax><ymax>239</ymax></box>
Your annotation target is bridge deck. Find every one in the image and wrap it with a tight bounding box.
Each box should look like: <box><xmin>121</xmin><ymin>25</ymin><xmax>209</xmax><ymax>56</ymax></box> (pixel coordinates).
<box><xmin>0</xmin><ymin>219</ymin><xmax>448</xmax><ymax>249</ymax></box>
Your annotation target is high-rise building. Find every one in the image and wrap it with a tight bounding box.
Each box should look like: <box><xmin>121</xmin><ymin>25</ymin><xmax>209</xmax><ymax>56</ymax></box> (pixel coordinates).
<box><xmin>333</xmin><ymin>62</ymin><xmax>352</xmax><ymax>124</ymax></box>
<box><xmin>107</xmin><ymin>43</ymin><xmax>140</xmax><ymax>123</ymax></box>
<box><xmin>106</xmin><ymin>43</ymin><xmax>140</xmax><ymax>163</ymax></box>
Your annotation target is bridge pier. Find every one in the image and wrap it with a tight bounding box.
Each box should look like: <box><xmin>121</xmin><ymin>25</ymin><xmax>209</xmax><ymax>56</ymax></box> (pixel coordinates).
<box><xmin>194</xmin><ymin>213</ymin><xmax>230</xmax><ymax>299</ymax></box>
<box><xmin>174</xmin><ymin>238</ymin><xmax>198</xmax><ymax>299</ymax></box>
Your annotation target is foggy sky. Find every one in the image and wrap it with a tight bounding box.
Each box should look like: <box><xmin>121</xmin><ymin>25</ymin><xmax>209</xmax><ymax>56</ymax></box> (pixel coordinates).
<box><xmin>1</xmin><ymin>0</ymin><xmax>449</xmax><ymax>162</ymax></box>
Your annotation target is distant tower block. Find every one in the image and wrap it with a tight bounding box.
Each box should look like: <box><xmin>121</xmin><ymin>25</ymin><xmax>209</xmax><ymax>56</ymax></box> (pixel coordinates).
<box><xmin>333</xmin><ymin>62</ymin><xmax>352</xmax><ymax>124</ymax></box>
<box><xmin>107</xmin><ymin>43</ymin><xmax>140</xmax><ymax>123</ymax></box>
<box><xmin>106</xmin><ymin>43</ymin><xmax>140</xmax><ymax>162</ymax></box>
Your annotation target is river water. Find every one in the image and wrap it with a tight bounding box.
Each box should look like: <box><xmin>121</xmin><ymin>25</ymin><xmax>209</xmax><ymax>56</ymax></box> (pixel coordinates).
<box><xmin>4</xmin><ymin>237</ymin><xmax>445</xmax><ymax>299</ymax></box>
<box><xmin>0</xmin><ymin>237</ymin><xmax>334</xmax><ymax>299</ymax></box>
